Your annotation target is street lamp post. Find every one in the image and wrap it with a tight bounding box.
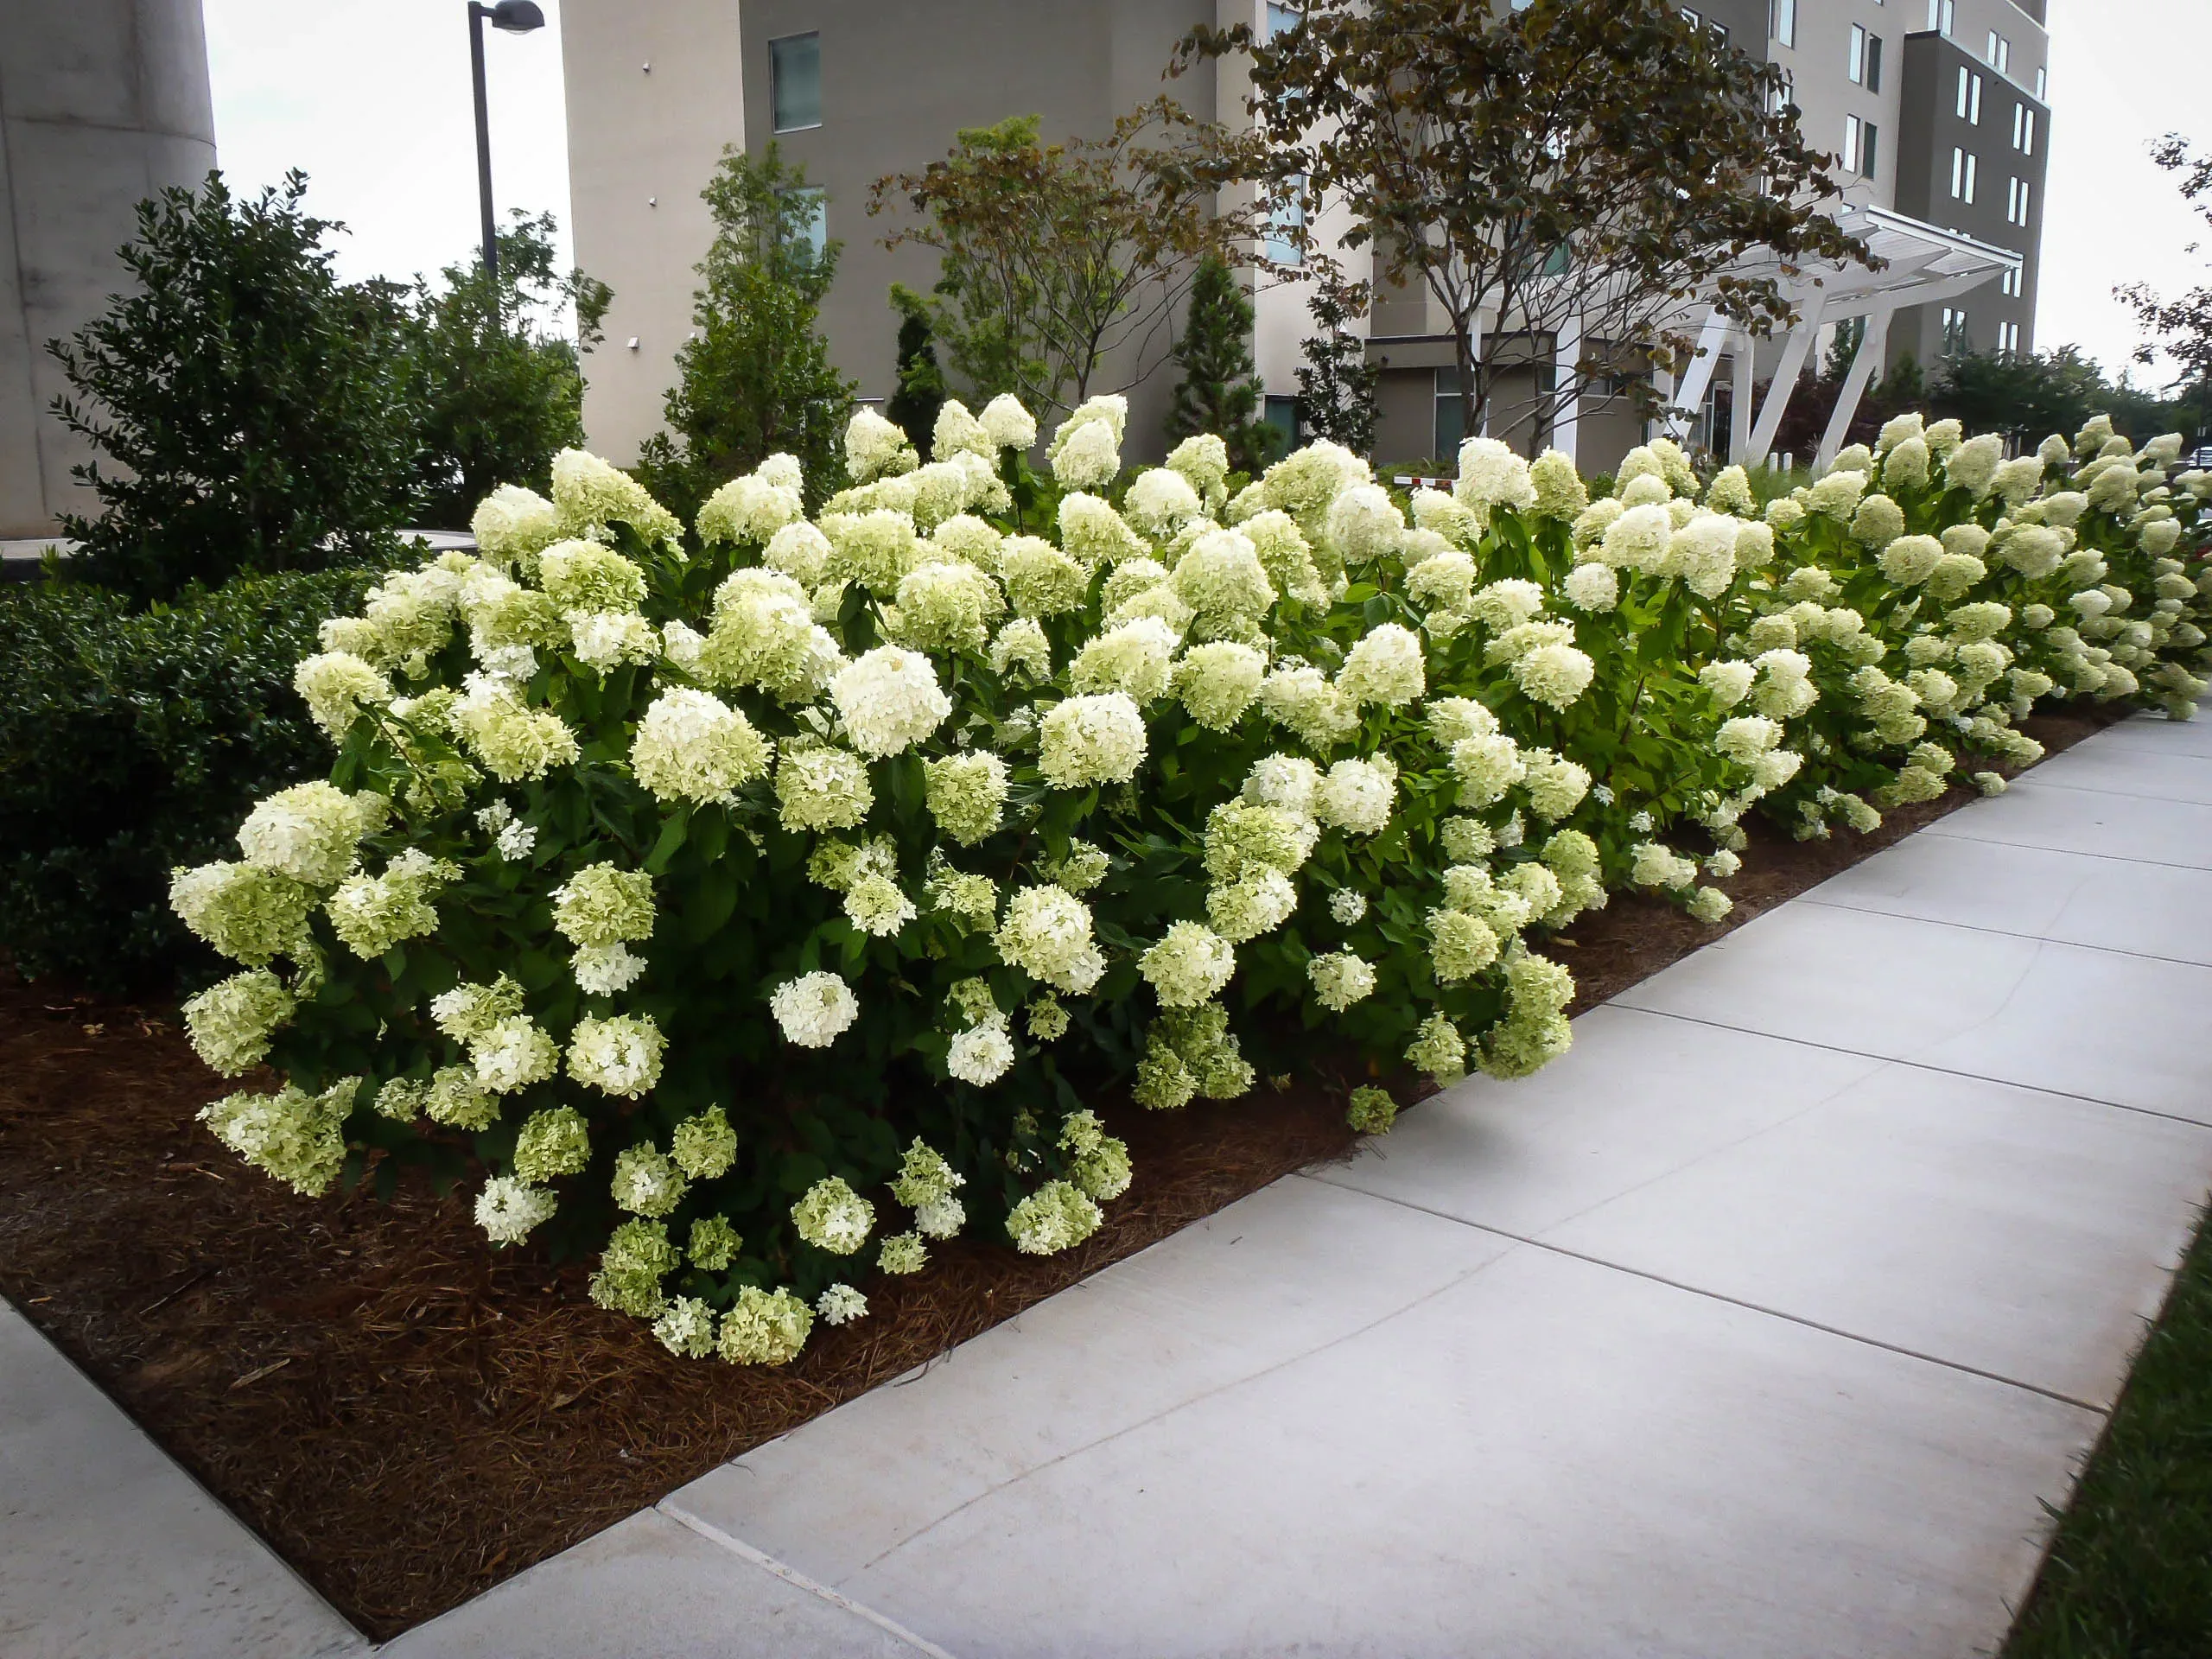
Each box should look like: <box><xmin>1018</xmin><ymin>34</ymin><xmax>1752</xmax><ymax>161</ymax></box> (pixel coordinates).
<box><xmin>467</xmin><ymin>0</ymin><xmax>545</xmax><ymax>284</ymax></box>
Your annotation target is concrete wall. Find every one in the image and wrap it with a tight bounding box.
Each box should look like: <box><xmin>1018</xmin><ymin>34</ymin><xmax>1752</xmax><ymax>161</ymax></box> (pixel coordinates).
<box><xmin>1891</xmin><ymin>27</ymin><xmax>2047</xmax><ymax>368</ymax></box>
<box><xmin>737</xmin><ymin>0</ymin><xmax>1215</xmax><ymax>460</ymax></box>
<box><xmin>560</xmin><ymin>2</ymin><xmax>750</xmax><ymax>470</ymax></box>
<box><xmin>0</xmin><ymin>0</ymin><xmax>217</xmax><ymax>537</ymax></box>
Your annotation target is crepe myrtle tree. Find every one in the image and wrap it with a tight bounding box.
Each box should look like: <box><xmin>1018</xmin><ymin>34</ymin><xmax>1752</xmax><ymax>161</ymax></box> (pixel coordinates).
<box><xmin>1173</xmin><ymin>0</ymin><xmax>1872</xmax><ymax>445</ymax></box>
<box><xmin>868</xmin><ymin>101</ymin><xmax>1265</xmax><ymax>422</ymax></box>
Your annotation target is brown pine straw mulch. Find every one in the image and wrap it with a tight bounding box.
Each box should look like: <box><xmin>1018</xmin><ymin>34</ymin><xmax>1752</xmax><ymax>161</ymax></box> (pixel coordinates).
<box><xmin>0</xmin><ymin>702</ymin><xmax>2133</xmax><ymax>1639</ymax></box>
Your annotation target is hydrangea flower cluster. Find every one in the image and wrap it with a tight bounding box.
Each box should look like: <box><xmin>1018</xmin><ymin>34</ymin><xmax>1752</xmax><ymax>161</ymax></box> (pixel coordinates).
<box><xmin>183</xmin><ymin>405</ymin><xmax>2212</xmax><ymax>1367</ymax></box>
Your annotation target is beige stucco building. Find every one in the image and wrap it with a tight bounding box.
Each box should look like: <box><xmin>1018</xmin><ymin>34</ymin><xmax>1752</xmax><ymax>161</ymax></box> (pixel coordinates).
<box><xmin>559</xmin><ymin>0</ymin><xmax>2051</xmax><ymax>476</ymax></box>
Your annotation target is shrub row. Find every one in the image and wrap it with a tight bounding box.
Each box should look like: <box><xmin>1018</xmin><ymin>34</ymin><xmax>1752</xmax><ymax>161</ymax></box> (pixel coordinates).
<box><xmin>0</xmin><ymin>562</ymin><xmax>399</xmax><ymax>988</ymax></box>
<box><xmin>168</xmin><ymin>398</ymin><xmax>2210</xmax><ymax>1366</ymax></box>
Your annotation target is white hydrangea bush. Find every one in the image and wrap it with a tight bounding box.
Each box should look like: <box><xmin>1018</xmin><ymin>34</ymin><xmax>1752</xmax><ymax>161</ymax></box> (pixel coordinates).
<box><xmin>176</xmin><ymin>403</ymin><xmax>2212</xmax><ymax>1367</ymax></box>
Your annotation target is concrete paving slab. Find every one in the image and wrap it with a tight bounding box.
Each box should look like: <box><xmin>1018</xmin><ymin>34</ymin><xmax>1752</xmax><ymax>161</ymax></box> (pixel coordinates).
<box><xmin>1802</xmin><ymin>833</ymin><xmax>2212</xmax><ymax>964</ymax></box>
<box><xmin>674</xmin><ymin>1179</ymin><xmax>1516</xmax><ymax>1587</ymax></box>
<box><xmin>378</xmin><ymin>1508</ymin><xmax>931</xmax><ymax>1659</ymax></box>
<box><xmin>2084</xmin><ymin>709</ymin><xmax>2212</xmax><ymax>760</ymax></box>
<box><xmin>1314</xmin><ymin>1005</ymin><xmax>1889</xmax><ymax>1238</ymax></box>
<box><xmin>2019</xmin><ymin>742</ymin><xmax>2212</xmax><ymax>805</ymax></box>
<box><xmin>1613</xmin><ymin>901</ymin><xmax>2212</xmax><ymax>1122</ymax></box>
<box><xmin>1535</xmin><ymin>1058</ymin><xmax>2212</xmax><ymax>1408</ymax></box>
<box><xmin>0</xmin><ymin>1301</ymin><xmax>366</xmax><ymax>1659</ymax></box>
<box><xmin>1320</xmin><ymin>1012</ymin><xmax>2212</xmax><ymax>1407</ymax></box>
<box><xmin>1927</xmin><ymin>777</ymin><xmax>2212</xmax><ymax>869</ymax></box>
<box><xmin>690</xmin><ymin>1243</ymin><xmax>2095</xmax><ymax>1659</ymax></box>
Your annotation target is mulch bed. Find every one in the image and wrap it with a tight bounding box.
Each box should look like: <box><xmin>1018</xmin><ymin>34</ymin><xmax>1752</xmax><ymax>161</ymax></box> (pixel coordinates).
<box><xmin>0</xmin><ymin>701</ymin><xmax>2133</xmax><ymax>1638</ymax></box>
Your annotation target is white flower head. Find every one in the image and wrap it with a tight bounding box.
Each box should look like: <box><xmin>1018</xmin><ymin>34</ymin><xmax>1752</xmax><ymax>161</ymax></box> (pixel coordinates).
<box><xmin>770</xmin><ymin>971</ymin><xmax>860</xmax><ymax>1048</ymax></box>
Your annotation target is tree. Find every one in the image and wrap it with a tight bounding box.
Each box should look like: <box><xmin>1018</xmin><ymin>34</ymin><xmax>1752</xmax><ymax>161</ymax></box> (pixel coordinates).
<box><xmin>869</xmin><ymin>104</ymin><xmax>1261</xmax><ymax>421</ymax></box>
<box><xmin>1930</xmin><ymin>345</ymin><xmax>2203</xmax><ymax>451</ymax></box>
<box><xmin>49</xmin><ymin>171</ymin><xmax>420</xmax><ymax>605</ymax></box>
<box><xmin>1173</xmin><ymin>0</ymin><xmax>1871</xmax><ymax>445</ymax></box>
<box><xmin>401</xmin><ymin>212</ymin><xmax>611</xmax><ymax>528</ymax></box>
<box><xmin>1166</xmin><ymin>254</ymin><xmax>1275</xmax><ymax>473</ymax></box>
<box><xmin>2119</xmin><ymin>133</ymin><xmax>2212</xmax><ymax>447</ymax></box>
<box><xmin>1294</xmin><ymin>277</ymin><xmax>1380</xmax><ymax>454</ymax></box>
<box><xmin>638</xmin><ymin>144</ymin><xmax>855</xmax><ymax>520</ymax></box>
<box><xmin>885</xmin><ymin>283</ymin><xmax>948</xmax><ymax>452</ymax></box>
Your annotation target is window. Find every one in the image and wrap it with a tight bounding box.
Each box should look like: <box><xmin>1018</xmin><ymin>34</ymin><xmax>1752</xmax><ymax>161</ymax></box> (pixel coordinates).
<box><xmin>1848</xmin><ymin>26</ymin><xmax>1883</xmax><ymax>92</ymax></box>
<box><xmin>1266</xmin><ymin>3</ymin><xmax>1302</xmax><ymax>38</ymax></box>
<box><xmin>1843</xmin><ymin>117</ymin><xmax>1877</xmax><ymax>178</ymax></box>
<box><xmin>2001</xmin><ymin>264</ymin><xmax>2023</xmax><ymax>298</ymax></box>
<box><xmin>1950</xmin><ymin>147</ymin><xmax>1978</xmax><ymax>203</ymax></box>
<box><xmin>2036</xmin><ymin>65</ymin><xmax>2048</xmax><ymax>99</ymax></box>
<box><xmin>1266</xmin><ymin>175</ymin><xmax>1306</xmax><ymax>266</ymax></box>
<box><xmin>1770</xmin><ymin>0</ymin><xmax>1795</xmax><ymax>48</ymax></box>
<box><xmin>786</xmin><ymin>187</ymin><xmax>827</xmax><ymax>262</ymax></box>
<box><xmin>1262</xmin><ymin>395</ymin><xmax>1300</xmax><ymax>459</ymax></box>
<box><xmin>770</xmin><ymin>32</ymin><xmax>820</xmax><ymax>132</ymax></box>
<box><xmin>1770</xmin><ymin>72</ymin><xmax>1796</xmax><ymax>116</ymax></box>
<box><xmin>1927</xmin><ymin>0</ymin><xmax>1955</xmax><ymax>36</ymax></box>
<box><xmin>1956</xmin><ymin>67</ymin><xmax>1983</xmax><ymax>124</ymax></box>
<box><xmin>1434</xmin><ymin>369</ymin><xmax>1465</xmax><ymax>465</ymax></box>
<box><xmin>1986</xmin><ymin>31</ymin><xmax>2010</xmax><ymax>73</ymax></box>
<box><xmin>1942</xmin><ymin>307</ymin><xmax>1971</xmax><ymax>354</ymax></box>
<box><xmin>1999</xmin><ymin>320</ymin><xmax>2021</xmax><ymax>354</ymax></box>
<box><xmin>2013</xmin><ymin>104</ymin><xmax>2037</xmax><ymax>156</ymax></box>
<box><xmin>2005</xmin><ymin>177</ymin><xmax>2031</xmax><ymax>226</ymax></box>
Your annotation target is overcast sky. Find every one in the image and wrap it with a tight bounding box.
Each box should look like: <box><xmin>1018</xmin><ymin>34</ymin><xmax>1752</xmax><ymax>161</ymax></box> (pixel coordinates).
<box><xmin>205</xmin><ymin>0</ymin><xmax>2208</xmax><ymax>388</ymax></box>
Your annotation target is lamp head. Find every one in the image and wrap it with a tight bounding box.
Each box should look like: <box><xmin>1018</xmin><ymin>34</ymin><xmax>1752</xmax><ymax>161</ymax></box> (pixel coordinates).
<box><xmin>489</xmin><ymin>1</ymin><xmax>545</xmax><ymax>33</ymax></box>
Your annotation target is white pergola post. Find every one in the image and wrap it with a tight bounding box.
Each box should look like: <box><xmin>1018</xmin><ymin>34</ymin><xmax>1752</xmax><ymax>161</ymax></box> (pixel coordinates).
<box><xmin>1549</xmin><ymin>314</ymin><xmax>1582</xmax><ymax>464</ymax></box>
<box><xmin>1730</xmin><ymin>333</ymin><xmax>1755</xmax><ymax>464</ymax></box>
<box><xmin>1815</xmin><ymin>304</ymin><xmax>1894</xmax><ymax>472</ymax></box>
<box><xmin>1746</xmin><ymin>286</ymin><xmax>1827</xmax><ymax>468</ymax></box>
<box><xmin>1663</xmin><ymin>307</ymin><xmax>1736</xmax><ymax>446</ymax></box>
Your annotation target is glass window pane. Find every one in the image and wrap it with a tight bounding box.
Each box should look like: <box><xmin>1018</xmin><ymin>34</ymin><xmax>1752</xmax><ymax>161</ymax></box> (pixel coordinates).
<box><xmin>1434</xmin><ymin>368</ymin><xmax>1465</xmax><ymax>462</ymax></box>
<box><xmin>772</xmin><ymin>33</ymin><xmax>821</xmax><ymax>132</ymax></box>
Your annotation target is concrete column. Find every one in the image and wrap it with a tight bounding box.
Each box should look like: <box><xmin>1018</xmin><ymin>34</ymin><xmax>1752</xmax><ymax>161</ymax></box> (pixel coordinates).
<box><xmin>0</xmin><ymin>0</ymin><xmax>218</xmax><ymax>537</ymax></box>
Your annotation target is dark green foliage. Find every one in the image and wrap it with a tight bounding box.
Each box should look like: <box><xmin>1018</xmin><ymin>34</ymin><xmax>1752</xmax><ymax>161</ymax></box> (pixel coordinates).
<box><xmin>885</xmin><ymin>283</ymin><xmax>948</xmax><ymax>451</ymax></box>
<box><xmin>0</xmin><ymin>563</ymin><xmax>396</xmax><ymax>990</ymax></box>
<box><xmin>50</xmin><ymin>173</ymin><xmax>421</xmax><ymax>606</ymax></box>
<box><xmin>1933</xmin><ymin>346</ymin><xmax>2207</xmax><ymax>452</ymax></box>
<box><xmin>637</xmin><ymin>145</ymin><xmax>855</xmax><ymax>522</ymax></box>
<box><xmin>401</xmin><ymin>213</ymin><xmax>611</xmax><ymax>529</ymax></box>
<box><xmin>1295</xmin><ymin>282</ymin><xmax>1380</xmax><ymax>454</ymax></box>
<box><xmin>2005</xmin><ymin>1204</ymin><xmax>2212</xmax><ymax>1657</ymax></box>
<box><xmin>1165</xmin><ymin>255</ymin><xmax>1276</xmax><ymax>474</ymax></box>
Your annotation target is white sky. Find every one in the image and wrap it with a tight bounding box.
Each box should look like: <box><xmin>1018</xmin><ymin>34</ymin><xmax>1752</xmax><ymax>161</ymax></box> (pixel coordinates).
<box><xmin>204</xmin><ymin>0</ymin><xmax>575</xmax><ymax>290</ymax></box>
<box><xmin>204</xmin><ymin>0</ymin><xmax>2208</xmax><ymax>388</ymax></box>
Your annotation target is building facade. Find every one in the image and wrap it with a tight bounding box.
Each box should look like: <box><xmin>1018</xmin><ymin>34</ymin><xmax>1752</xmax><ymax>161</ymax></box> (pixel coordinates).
<box><xmin>559</xmin><ymin>0</ymin><xmax>2052</xmax><ymax>477</ymax></box>
<box><xmin>0</xmin><ymin>0</ymin><xmax>218</xmax><ymax>537</ymax></box>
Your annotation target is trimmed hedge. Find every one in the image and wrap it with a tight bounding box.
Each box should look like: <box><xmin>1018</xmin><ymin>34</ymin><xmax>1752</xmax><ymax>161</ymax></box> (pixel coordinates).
<box><xmin>0</xmin><ymin>564</ymin><xmax>394</xmax><ymax>989</ymax></box>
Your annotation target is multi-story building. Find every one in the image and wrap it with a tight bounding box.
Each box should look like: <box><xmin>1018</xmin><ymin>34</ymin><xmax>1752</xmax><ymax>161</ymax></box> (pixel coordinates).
<box><xmin>560</xmin><ymin>1</ymin><xmax>2051</xmax><ymax>476</ymax></box>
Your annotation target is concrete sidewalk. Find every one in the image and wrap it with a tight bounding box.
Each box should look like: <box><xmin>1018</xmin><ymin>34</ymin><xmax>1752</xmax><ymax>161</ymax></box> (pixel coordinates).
<box><xmin>6</xmin><ymin>708</ymin><xmax>2209</xmax><ymax>1658</ymax></box>
<box><xmin>389</xmin><ymin>708</ymin><xmax>2212</xmax><ymax>1658</ymax></box>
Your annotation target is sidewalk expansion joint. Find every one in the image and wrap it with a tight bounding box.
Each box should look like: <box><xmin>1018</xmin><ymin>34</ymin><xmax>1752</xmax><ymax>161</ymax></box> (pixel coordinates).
<box><xmin>1790</xmin><ymin>894</ymin><xmax>2212</xmax><ymax>973</ymax></box>
<box><xmin>1293</xmin><ymin>1173</ymin><xmax>2112</xmax><ymax>1416</ymax></box>
<box><xmin>658</xmin><ymin>1499</ymin><xmax>963</xmax><ymax>1659</ymax></box>
<box><xmin>1605</xmin><ymin>1002</ymin><xmax>2212</xmax><ymax>1134</ymax></box>
<box><xmin>1921</xmin><ymin>825</ymin><xmax>2212</xmax><ymax>877</ymax></box>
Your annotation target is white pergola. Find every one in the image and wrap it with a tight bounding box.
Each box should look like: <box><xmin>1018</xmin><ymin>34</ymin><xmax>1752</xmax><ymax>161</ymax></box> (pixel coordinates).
<box><xmin>1655</xmin><ymin>207</ymin><xmax>2021</xmax><ymax>471</ymax></box>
